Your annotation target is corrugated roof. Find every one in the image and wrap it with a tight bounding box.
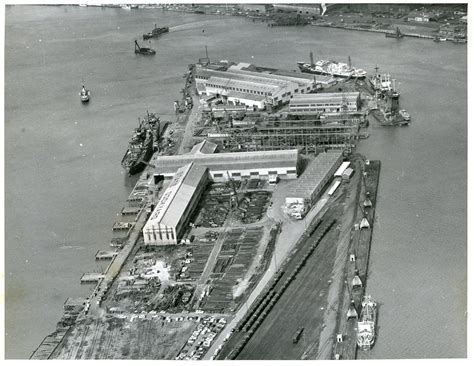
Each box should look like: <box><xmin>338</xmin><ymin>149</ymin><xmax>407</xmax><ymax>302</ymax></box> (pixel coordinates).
<box><xmin>228</xmin><ymin>66</ymin><xmax>316</xmax><ymax>87</ymax></box>
<box><xmin>199</xmin><ymin>69</ymin><xmax>290</xmax><ymax>88</ymax></box>
<box><xmin>290</xmin><ymin>92</ymin><xmax>360</xmax><ymax>105</ymax></box>
<box><xmin>207</xmin><ymin>76</ymin><xmax>281</xmax><ymax>94</ymax></box>
<box><xmin>226</xmin><ymin>90</ymin><xmax>267</xmax><ymax>102</ymax></box>
<box><xmin>144</xmin><ymin>163</ymin><xmax>208</xmax><ymax>229</ymax></box>
<box><xmin>271</xmin><ymin>69</ymin><xmax>336</xmax><ymax>83</ymax></box>
<box><xmin>189</xmin><ymin>140</ymin><xmax>218</xmax><ymax>155</ymax></box>
<box><xmin>286</xmin><ymin>152</ymin><xmax>342</xmax><ymax>200</ymax></box>
<box><xmin>155</xmin><ymin>149</ymin><xmax>299</xmax><ymax>175</ymax></box>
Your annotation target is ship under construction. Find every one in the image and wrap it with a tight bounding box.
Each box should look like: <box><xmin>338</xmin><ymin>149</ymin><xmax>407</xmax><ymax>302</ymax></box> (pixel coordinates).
<box><xmin>197</xmin><ymin>117</ymin><xmax>359</xmax><ymax>154</ymax></box>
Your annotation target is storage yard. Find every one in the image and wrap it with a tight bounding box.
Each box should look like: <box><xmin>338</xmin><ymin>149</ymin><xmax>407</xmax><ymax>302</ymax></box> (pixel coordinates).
<box><xmin>32</xmin><ymin>51</ymin><xmax>383</xmax><ymax>361</ymax></box>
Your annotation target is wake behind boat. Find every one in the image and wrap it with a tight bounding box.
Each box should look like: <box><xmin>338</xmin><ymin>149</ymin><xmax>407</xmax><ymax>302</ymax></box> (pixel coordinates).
<box><xmin>297</xmin><ymin>52</ymin><xmax>367</xmax><ymax>79</ymax></box>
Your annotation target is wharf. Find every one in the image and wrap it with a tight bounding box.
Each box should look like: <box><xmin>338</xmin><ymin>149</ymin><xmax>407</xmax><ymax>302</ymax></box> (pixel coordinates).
<box><xmin>112</xmin><ymin>222</ymin><xmax>133</xmax><ymax>231</ymax></box>
<box><xmin>332</xmin><ymin>158</ymin><xmax>381</xmax><ymax>360</ymax></box>
<box><xmin>121</xmin><ymin>206</ymin><xmax>141</xmax><ymax>216</ymax></box>
<box><xmin>95</xmin><ymin>250</ymin><xmax>118</xmax><ymax>261</ymax></box>
<box><xmin>80</xmin><ymin>273</ymin><xmax>105</xmax><ymax>284</ymax></box>
<box><xmin>30</xmin><ymin>328</ymin><xmax>71</xmax><ymax>360</ymax></box>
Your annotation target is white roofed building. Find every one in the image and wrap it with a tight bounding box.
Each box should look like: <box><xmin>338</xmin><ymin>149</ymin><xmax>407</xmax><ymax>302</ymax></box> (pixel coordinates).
<box><xmin>195</xmin><ymin>63</ymin><xmax>319</xmax><ymax>109</ymax></box>
<box><xmin>143</xmin><ymin>163</ymin><xmax>209</xmax><ymax>246</ymax></box>
<box><xmin>286</xmin><ymin>152</ymin><xmax>343</xmax><ymax>207</ymax></box>
<box><xmin>289</xmin><ymin>92</ymin><xmax>361</xmax><ymax>115</ymax></box>
<box><xmin>153</xmin><ymin>149</ymin><xmax>300</xmax><ymax>181</ymax></box>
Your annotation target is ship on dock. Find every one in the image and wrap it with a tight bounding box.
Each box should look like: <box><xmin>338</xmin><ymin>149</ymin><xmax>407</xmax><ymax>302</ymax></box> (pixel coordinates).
<box><xmin>134</xmin><ymin>40</ymin><xmax>156</xmax><ymax>55</ymax></box>
<box><xmin>297</xmin><ymin>52</ymin><xmax>367</xmax><ymax>79</ymax></box>
<box><xmin>143</xmin><ymin>24</ymin><xmax>169</xmax><ymax>40</ymax></box>
<box><xmin>121</xmin><ymin>112</ymin><xmax>161</xmax><ymax>176</ymax></box>
<box><xmin>357</xmin><ymin>295</ymin><xmax>377</xmax><ymax>351</ymax></box>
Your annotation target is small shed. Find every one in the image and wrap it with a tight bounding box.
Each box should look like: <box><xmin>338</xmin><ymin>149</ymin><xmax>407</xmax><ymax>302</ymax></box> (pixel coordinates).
<box><xmin>360</xmin><ymin>217</ymin><xmax>370</xmax><ymax>229</ymax></box>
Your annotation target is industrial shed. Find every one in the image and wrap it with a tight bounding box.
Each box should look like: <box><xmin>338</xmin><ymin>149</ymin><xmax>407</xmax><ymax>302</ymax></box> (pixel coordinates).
<box><xmin>143</xmin><ymin>163</ymin><xmax>209</xmax><ymax>246</ymax></box>
<box><xmin>286</xmin><ymin>151</ymin><xmax>343</xmax><ymax>207</ymax></box>
<box><xmin>153</xmin><ymin>149</ymin><xmax>301</xmax><ymax>181</ymax></box>
<box><xmin>289</xmin><ymin>92</ymin><xmax>361</xmax><ymax>115</ymax></box>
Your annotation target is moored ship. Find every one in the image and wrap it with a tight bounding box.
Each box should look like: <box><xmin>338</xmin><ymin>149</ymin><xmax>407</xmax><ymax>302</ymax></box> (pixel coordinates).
<box><xmin>369</xmin><ymin>66</ymin><xmax>399</xmax><ymax>98</ymax></box>
<box><xmin>121</xmin><ymin>112</ymin><xmax>161</xmax><ymax>176</ymax></box>
<box><xmin>143</xmin><ymin>24</ymin><xmax>169</xmax><ymax>40</ymax></box>
<box><xmin>297</xmin><ymin>52</ymin><xmax>367</xmax><ymax>79</ymax></box>
<box><xmin>357</xmin><ymin>295</ymin><xmax>377</xmax><ymax>351</ymax></box>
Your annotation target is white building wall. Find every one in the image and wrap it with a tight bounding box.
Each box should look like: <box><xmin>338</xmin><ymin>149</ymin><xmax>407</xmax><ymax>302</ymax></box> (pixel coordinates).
<box><xmin>209</xmin><ymin>166</ymin><xmax>297</xmax><ymax>182</ymax></box>
<box><xmin>144</xmin><ymin>224</ymin><xmax>177</xmax><ymax>246</ymax></box>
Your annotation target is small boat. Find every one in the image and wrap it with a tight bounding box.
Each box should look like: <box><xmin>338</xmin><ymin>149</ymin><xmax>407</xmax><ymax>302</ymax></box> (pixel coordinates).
<box><xmin>439</xmin><ymin>37</ymin><xmax>447</xmax><ymax>42</ymax></box>
<box><xmin>134</xmin><ymin>40</ymin><xmax>156</xmax><ymax>55</ymax></box>
<box><xmin>399</xmin><ymin>109</ymin><xmax>410</xmax><ymax>121</ymax></box>
<box><xmin>143</xmin><ymin>24</ymin><xmax>169</xmax><ymax>40</ymax></box>
<box><xmin>433</xmin><ymin>36</ymin><xmax>441</xmax><ymax>42</ymax></box>
<box><xmin>357</xmin><ymin>295</ymin><xmax>377</xmax><ymax>350</ymax></box>
<box><xmin>80</xmin><ymin>84</ymin><xmax>90</xmax><ymax>103</ymax></box>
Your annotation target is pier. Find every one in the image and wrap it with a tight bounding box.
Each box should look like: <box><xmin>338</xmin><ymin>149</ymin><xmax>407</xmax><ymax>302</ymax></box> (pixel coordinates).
<box><xmin>121</xmin><ymin>206</ymin><xmax>141</xmax><ymax>216</ymax></box>
<box><xmin>80</xmin><ymin>273</ymin><xmax>105</xmax><ymax>284</ymax></box>
<box><xmin>95</xmin><ymin>250</ymin><xmax>118</xmax><ymax>261</ymax></box>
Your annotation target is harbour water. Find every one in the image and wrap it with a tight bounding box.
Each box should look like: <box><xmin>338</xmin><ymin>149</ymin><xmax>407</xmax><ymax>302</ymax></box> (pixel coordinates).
<box><xmin>4</xmin><ymin>5</ymin><xmax>466</xmax><ymax>359</ymax></box>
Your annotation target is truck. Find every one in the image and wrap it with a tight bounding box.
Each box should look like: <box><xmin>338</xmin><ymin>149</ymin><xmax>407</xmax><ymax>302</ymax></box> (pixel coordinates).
<box><xmin>293</xmin><ymin>327</ymin><xmax>304</xmax><ymax>343</ymax></box>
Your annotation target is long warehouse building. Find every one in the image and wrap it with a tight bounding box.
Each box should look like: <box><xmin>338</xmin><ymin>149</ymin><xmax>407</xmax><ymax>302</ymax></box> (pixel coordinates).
<box><xmin>195</xmin><ymin>62</ymin><xmax>329</xmax><ymax>109</ymax></box>
<box><xmin>153</xmin><ymin>148</ymin><xmax>301</xmax><ymax>182</ymax></box>
<box><xmin>144</xmin><ymin>146</ymin><xmax>301</xmax><ymax>245</ymax></box>
<box><xmin>286</xmin><ymin>151</ymin><xmax>343</xmax><ymax>207</ymax></box>
<box><xmin>143</xmin><ymin>162</ymin><xmax>209</xmax><ymax>246</ymax></box>
<box><xmin>289</xmin><ymin>92</ymin><xmax>361</xmax><ymax>115</ymax></box>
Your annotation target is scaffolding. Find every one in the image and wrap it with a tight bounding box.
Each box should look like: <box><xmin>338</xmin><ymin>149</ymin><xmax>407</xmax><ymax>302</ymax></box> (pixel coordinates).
<box><xmin>220</xmin><ymin>120</ymin><xmax>357</xmax><ymax>154</ymax></box>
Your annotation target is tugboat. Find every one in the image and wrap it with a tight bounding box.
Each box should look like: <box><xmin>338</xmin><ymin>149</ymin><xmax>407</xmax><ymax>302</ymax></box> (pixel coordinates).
<box><xmin>357</xmin><ymin>295</ymin><xmax>377</xmax><ymax>351</ymax></box>
<box><xmin>399</xmin><ymin>109</ymin><xmax>411</xmax><ymax>121</ymax></box>
<box><xmin>80</xmin><ymin>83</ymin><xmax>90</xmax><ymax>103</ymax></box>
<box><xmin>121</xmin><ymin>112</ymin><xmax>161</xmax><ymax>176</ymax></box>
<box><xmin>134</xmin><ymin>40</ymin><xmax>156</xmax><ymax>55</ymax></box>
<box><xmin>143</xmin><ymin>24</ymin><xmax>169</xmax><ymax>40</ymax></box>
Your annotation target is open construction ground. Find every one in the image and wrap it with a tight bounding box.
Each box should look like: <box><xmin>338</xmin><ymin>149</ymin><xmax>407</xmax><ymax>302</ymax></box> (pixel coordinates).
<box><xmin>216</xmin><ymin>155</ymin><xmax>380</xmax><ymax>360</ymax></box>
<box><xmin>43</xmin><ymin>176</ymin><xmax>282</xmax><ymax>360</ymax></box>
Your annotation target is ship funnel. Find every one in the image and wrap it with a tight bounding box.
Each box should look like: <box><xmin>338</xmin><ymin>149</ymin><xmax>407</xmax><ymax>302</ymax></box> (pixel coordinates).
<box><xmin>310</xmin><ymin>51</ymin><xmax>315</xmax><ymax>67</ymax></box>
